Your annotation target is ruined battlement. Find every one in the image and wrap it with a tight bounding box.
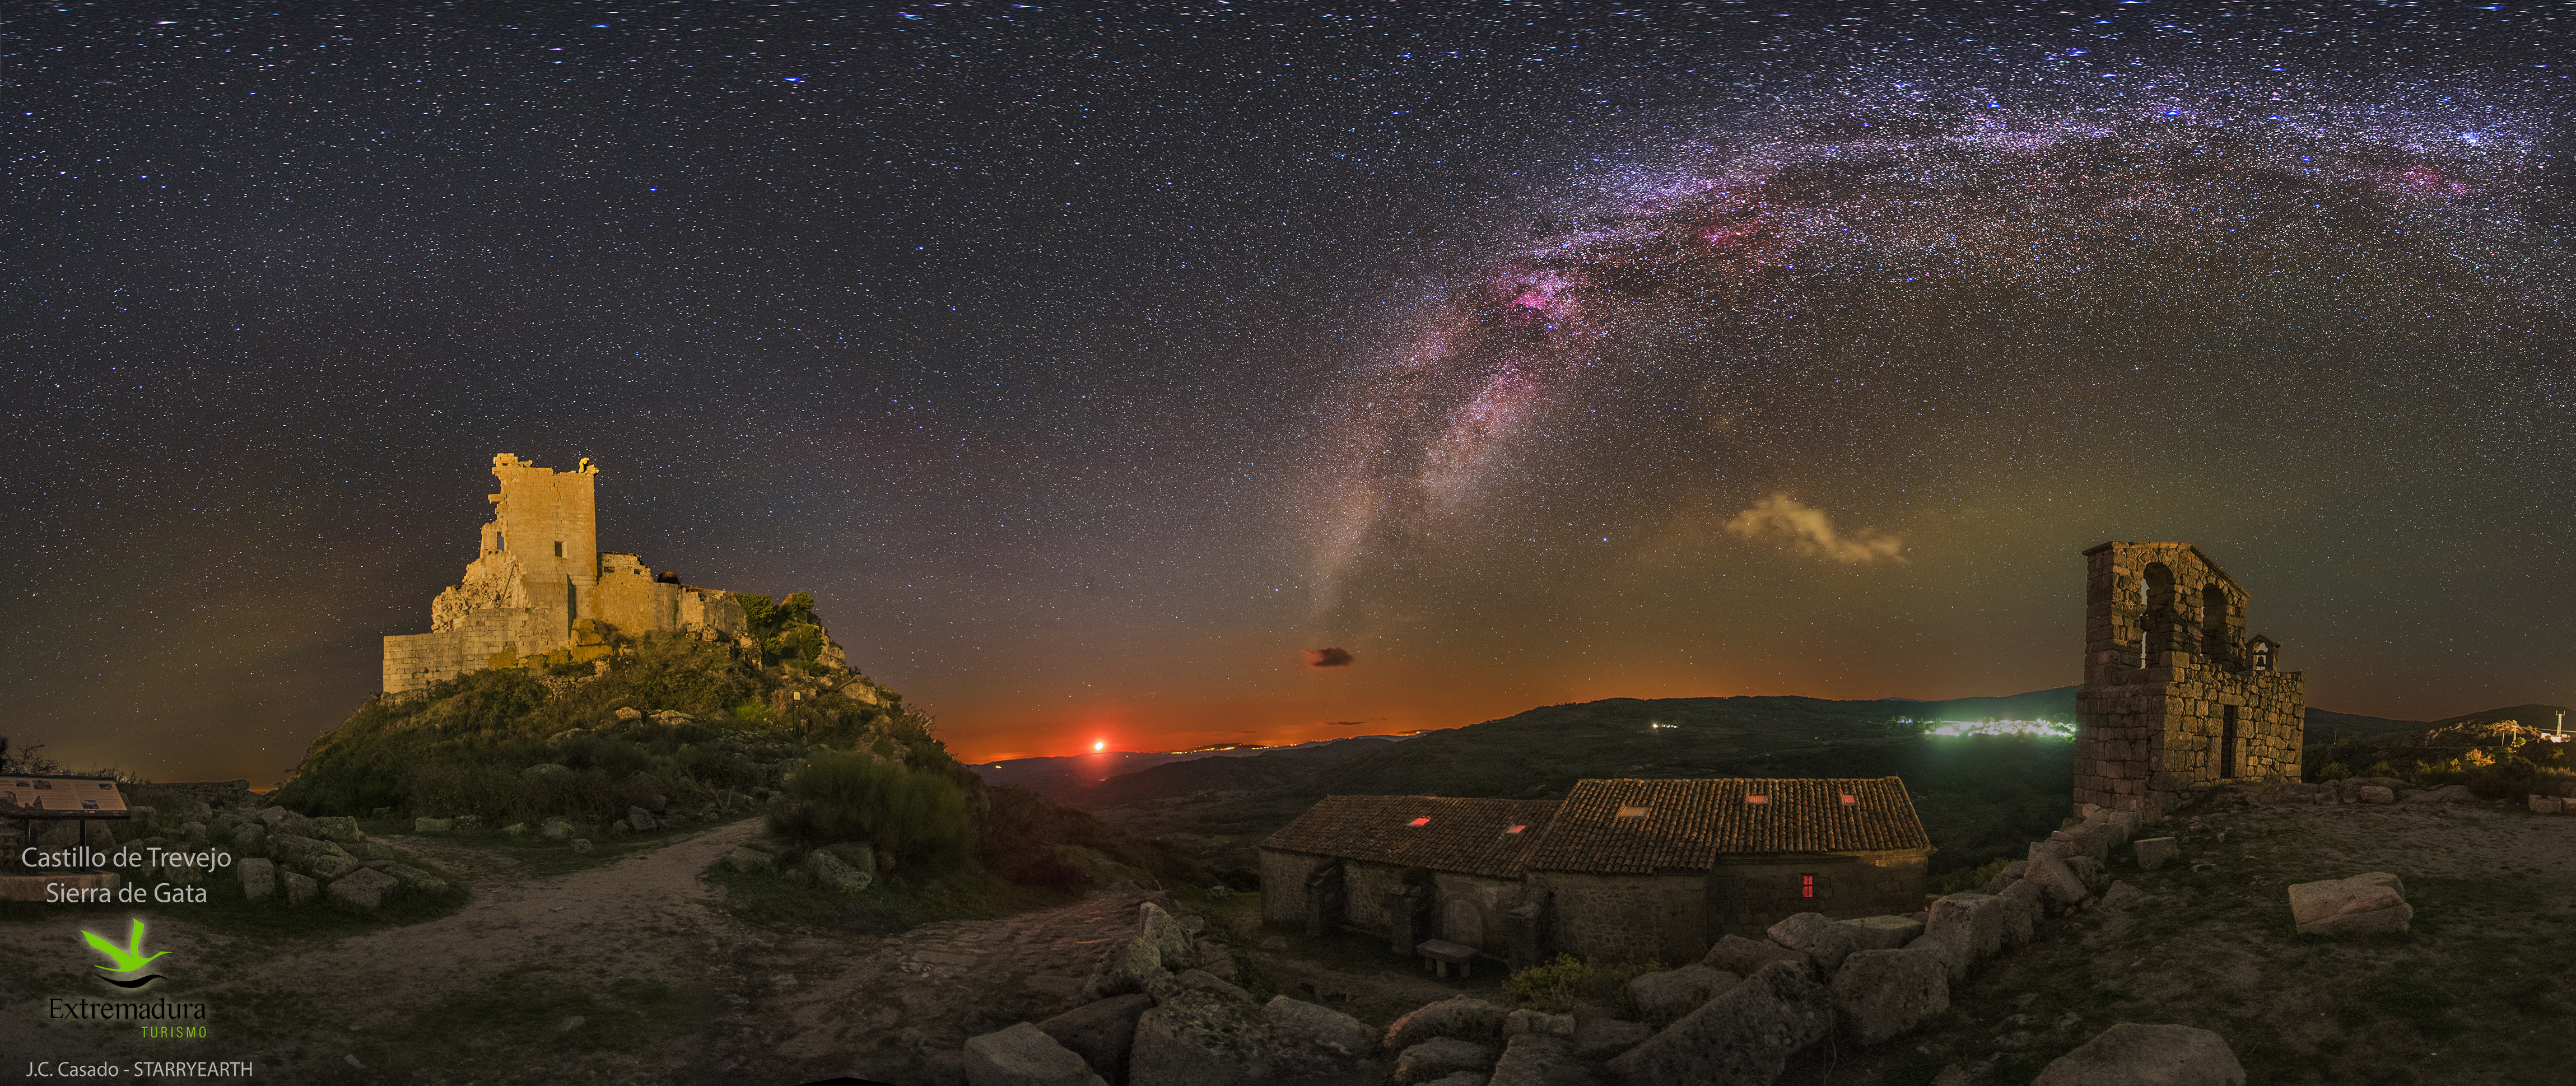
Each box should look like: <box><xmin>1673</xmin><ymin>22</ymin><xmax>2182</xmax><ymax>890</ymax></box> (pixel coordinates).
<box><xmin>2074</xmin><ymin>541</ymin><xmax>2306</xmax><ymax>821</ymax></box>
<box><xmin>382</xmin><ymin>454</ymin><xmax>753</xmax><ymax>695</ymax></box>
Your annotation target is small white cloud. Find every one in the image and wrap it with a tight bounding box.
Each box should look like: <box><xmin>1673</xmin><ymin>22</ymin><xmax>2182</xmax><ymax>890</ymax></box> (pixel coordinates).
<box><xmin>1722</xmin><ymin>493</ymin><xmax>1907</xmax><ymax>564</ymax></box>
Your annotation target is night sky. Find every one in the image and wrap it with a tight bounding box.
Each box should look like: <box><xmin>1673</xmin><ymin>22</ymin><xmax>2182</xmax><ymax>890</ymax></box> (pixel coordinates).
<box><xmin>6</xmin><ymin>2</ymin><xmax>2573</xmax><ymax>785</ymax></box>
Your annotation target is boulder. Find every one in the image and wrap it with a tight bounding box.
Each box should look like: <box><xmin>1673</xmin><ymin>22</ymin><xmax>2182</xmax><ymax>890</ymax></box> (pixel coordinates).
<box><xmin>1128</xmin><ymin>988</ymin><xmax>1334</xmax><ymax>1086</ymax></box>
<box><xmin>2046</xmin><ymin>825</ymin><xmax>2112</xmax><ymax>864</ymax></box>
<box><xmin>383</xmin><ymin>864</ymin><xmax>449</xmax><ymax>895</ymax></box>
<box><xmin>2108</xmin><ymin>810</ymin><xmax>2143</xmax><ymax>838</ymax></box>
<box><xmin>1703</xmin><ymin>934</ymin><xmax>1808</xmax><ymax>976</ymax></box>
<box><xmin>231</xmin><ymin>823</ymin><xmax>267</xmax><ymax>857</ymax></box>
<box><xmin>1148</xmin><ymin>968</ymin><xmax>1252</xmax><ymax>1006</ymax></box>
<box><xmin>1084</xmin><ymin>935</ymin><xmax>1171</xmax><ymax>1000</ymax></box>
<box><xmin>2031</xmin><ymin>1022</ymin><xmax>2246</xmax><ymax>1085</ymax></box>
<box><xmin>1767</xmin><ymin>912</ymin><xmax>1873</xmax><ymax>972</ymax></box>
<box><xmin>502</xmin><ymin>823</ymin><xmax>529</xmax><ymax>837</ymax></box>
<box><xmin>1625</xmin><ymin>965</ymin><xmax>1741</xmax><ymax>1028</ymax></box>
<box><xmin>271</xmin><ymin>835</ymin><xmax>362</xmax><ymax>880</ymax></box>
<box><xmin>1394</xmin><ymin>1037</ymin><xmax>1499</xmax><ymax>1084</ymax></box>
<box><xmin>610</xmin><ymin>821</ymin><xmax>632</xmax><ymax>836</ymax></box>
<box><xmin>1138</xmin><ymin>902</ymin><xmax>1196</xmax><ymax>972</ymax></box>
<box><xmin>1261</xmin><ymin>995</ymin><xmax>1375</xmax><ymax>1059</ymax></box>
<box><xmin>1907</xmin><ymin>924</ymin><xmax>1977</xmax><ymax>984</ymax></box>
<box><xmin>2288</xmin><ymin>873</ymin><xmax>2411</xmax><ymax>937</ymax></box>
<box><xmin>253</xmin><ymin>807</ymin><xmax>292</xmax><ymax>828</ymax></box>
<box><xmin>627</xmin><ymin>807</ymin><xmax>658</xmax><ymax>832</ymax></box>
<box><xmin>1572</xmin><ymin>1015</ymin><xmax>1654</xmax><ymax>1062</ymax></box>
<box><xmin>283</xmin><ymin>870</ymin><xmax>316</xmax><ymax>906</ymax></box>
<box><xmin>413</xmin><ymin>817</ymin><xmax>454</xmax><ymax>835</ymax></box>
<box><xmin>239</xmin><ymin>857</ymin><xmax>277</xmax><ymax>901</ymax></box>
<box><xmin>570</xmin><ymin>838</ymin><xmax>594</xmax><ymax>854</ymax></box>
<box><xmin>1506</xmin><ymin>1009</ymin><xmax>1577</xmax><ymax>1038</ymax></box>
<box><xmin>1926</xmin><ymin>893</ymin><xmax>2007</xmax><ymax>959</ymax></box>
<box><xmin>1036</xmin><ymin>994</ymin><xmax>1153</xmax><ymax>1084</ymax></box>
<box><xmin>2132</xmin><ymin>837</ymin><xmax>2180</xmax><ymax>872</ymax></box>
<box><xmin>1995</xmin><ymin>880</ymin><xmax>2043</xmax><ymax>947</ymax></box>
<box><xmin>1830</xmin><ymin>948</ymin><xmax>1949</xmax><ymax>1046</ymax></box>
<box><xmin>1606</xmin><ymin>959</ymin><xmax>1831</xmax><ymax>1085</ymax></box>
<box><xmin>34</xmin><ymin>821</ymin><xmax>81</xmax><ymax>849</ymax></box>
<box><xmin>1836</xmin><ymin>915</ymin><xmax>1923</xmax><ymax>950</ymax></box>
<box><xmin>2531</xmin><ymin>795</ymin><xmax>2565</xmax><ymax>814</ymax></box>
<box><xmin>1192</xmin><ymin>939</ymin><xmax>1236</xmax><ymax>980</ymax></box>
<box><xmin>540</xmin><ymin>818</ymin><xmax>575</xmax><ymax>841</ymax></box>
<box><xmin>310</xmin><ymin>815</ymin><xmax>364</xmax><ymax>844</ymax></box>
<box><xmin>805</xmin><ymin>848</ymin><xmax>874</xmax><ymax>893</ymax></box>
<box><xmin>327</xmin><ymin>867</ymin><xmax>401</xmax><ymax>910</ymax></box>
<box><xmin>2102</xmin><ymin>881</ymin><xmax>2147</xmax><ymax>911</ymax></box>
<box><xmin>2068</xmin><ymin>855</ymin><xmax>2111</xmax><ymax>894</ymax></box>
<box><xmin>725</xmin><ymin>846</ymin><xmax>777</xmax><ymax>873</ymax></box>
<box><xmin>1385</xmin><ymin>996</ymin><xmax>1511</xmax><ymax>1051</ymax></box>
<box><xmin>963</xmin><ymin>1022</ymin><xmax>1106</xmax><ymax>1086</ymax></box>
<box><xmin>2407</xmin><ymin>784</ymin><xmax>2476</xmax><ymax>804</ymax></box>
<box><xmin>2026</xmin><ymin>845</ymin><xmax>2090</xmax><ymax>905</ymax></box>
<box><xmin>614</xmin><ymin>706</ymin><xmax>644</xmax><ymax>721</ymax></box>
<box><xmin>524</xmin><ymin>763</ymin><xmax>571</xmax><ymax>779</ymax></box>
<box><xmin>2356</xmin><ymin>785</ymin><xmax>2396</xmax><ymax>805</ymax></box>
<box><xmin>1485</xmin><ymin>1032</ymin><xmax>1597</xmax><ymax>1086</ymax></box>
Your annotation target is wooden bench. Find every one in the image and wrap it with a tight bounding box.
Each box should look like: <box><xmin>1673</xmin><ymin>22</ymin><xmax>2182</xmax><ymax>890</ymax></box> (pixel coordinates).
<box><xmin>1415</xmin><ymin>939</ymin><xmax>1479</xmax><ymax>978</ymax></box>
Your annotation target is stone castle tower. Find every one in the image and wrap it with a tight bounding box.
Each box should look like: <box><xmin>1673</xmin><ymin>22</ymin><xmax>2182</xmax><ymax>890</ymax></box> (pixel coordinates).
<box><xmin>2074</xmin><ymin>541</ymin><xmax>2305</xmax><ymax>821</ymax></box>
<box><xmin>381</xmin><ymin>454</ymin><xmax>754</xmax><ymax>695</ymax></box>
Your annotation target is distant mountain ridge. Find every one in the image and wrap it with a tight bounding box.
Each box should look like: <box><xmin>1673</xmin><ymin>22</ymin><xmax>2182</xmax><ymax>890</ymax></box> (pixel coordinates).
<box><xmin>969</xmin><ymin>687</ymin><xmax>2542</xmax><ymax>880</ymax></box>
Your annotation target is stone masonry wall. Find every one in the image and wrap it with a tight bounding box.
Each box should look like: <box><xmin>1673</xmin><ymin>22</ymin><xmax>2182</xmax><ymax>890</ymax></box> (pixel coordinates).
<box><xmin>1534</xmin><ymin>871</ymin><xmax>1708</xmax><ymax>964</ymax></box>
<box><xmin>1708</xmin><ymin>850</ymin><xmax>1928</xmax><ymax>936</ymax></box>
<box><xmin>2076</xmin><ymin>541</ymin><xmax>2306</xmax><ymax>822</ymax></box>
<box><xmin>1257</xmin><ymin>850</ymin><xmax>1330</xmax><ymax>927</ymax></box>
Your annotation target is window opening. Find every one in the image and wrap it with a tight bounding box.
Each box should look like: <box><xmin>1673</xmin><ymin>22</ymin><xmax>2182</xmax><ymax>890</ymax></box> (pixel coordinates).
<box><xmin>1800</xmin><ymin>874</ymin><xmax>1816</xmax><ymax>899</ymax></box>
<box><xmin>1744</xmin><ymin>795</ymin><xmax>1769</xmax><ymax>805</ymax></box>
<box><xmin>1839</xmin><ymin>794</ymin><xmax>1857</xmax><ymax>805</ymax></box>
<box><xmin>1614</xmin><ymin>805</ymin><xmax>1651</xmax><ymax>818</ymax></box>
<box><xmin>496</xmin><ymin>533</ymin><xmax>505</xmax><ymax>551</ymax></box>
<box><xmin>2221</xmin><ymin>705</ymin><xmax>2239</xmax><ymax>779</ymax></box>
<box><xmin>555</xmin><ymin>540</ymin><xmax>565</xmax><ymax>557</ymax></box>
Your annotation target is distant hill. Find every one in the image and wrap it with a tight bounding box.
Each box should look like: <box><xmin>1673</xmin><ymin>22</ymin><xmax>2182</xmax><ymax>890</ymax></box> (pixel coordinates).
<box><xmin>1008</xmin><ymin>687</ymin><xmax>2547</xmax><ymax>881</ymax></box>
<box><xmin>972</xmin><ymin>736</ymin><xmax>1405</xmax><ymax>796</ymax></box>
<box><xmin>2429</xmin><ymin>703</ymin><xmax>2572</xmax><ymax>733</ymax></box>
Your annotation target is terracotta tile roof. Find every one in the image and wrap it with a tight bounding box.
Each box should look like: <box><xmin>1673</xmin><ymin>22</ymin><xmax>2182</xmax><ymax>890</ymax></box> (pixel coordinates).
<box><xmin>1259</xmin><ymin>795</ymin><xmax>1563</xmax><ymax>879</ymax></box>
<box><xmin>1525</xmin><ymin>777</ymin><xmax>1930</xmax><ymax>874</ymax></box>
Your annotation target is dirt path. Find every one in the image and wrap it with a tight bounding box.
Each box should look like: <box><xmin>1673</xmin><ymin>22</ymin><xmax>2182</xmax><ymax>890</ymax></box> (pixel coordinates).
<box><xmin>3</xmin><ymin>822</ymin><xmax>1163</xmax><ymax>1085</ymax></box>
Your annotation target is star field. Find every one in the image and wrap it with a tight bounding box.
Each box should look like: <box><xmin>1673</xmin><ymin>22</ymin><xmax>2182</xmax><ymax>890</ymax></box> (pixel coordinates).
<box><xmin>3</xmin><ymin>2</ymin><xmax>2572</xmax><ymax>781</ymax></box>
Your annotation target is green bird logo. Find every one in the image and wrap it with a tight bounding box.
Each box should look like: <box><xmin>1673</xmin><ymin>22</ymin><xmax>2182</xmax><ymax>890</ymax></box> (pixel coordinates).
<box><xmin>81</xmin><ymin>917</ymin><xmax>170</xmax><ymax>987</ymax></box>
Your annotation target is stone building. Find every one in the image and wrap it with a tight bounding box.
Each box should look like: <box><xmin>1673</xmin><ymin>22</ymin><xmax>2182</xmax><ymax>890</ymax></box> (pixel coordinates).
<box><xmin>381</xmin><ymin>454</ymin><xmax>754</xmax><ymax>695</ymax></box>
<box><xmin>1258</xmin><ymin>776</ymin><xmax>1932</xmax><ymax>968</ymax></box>
<box><xmin>2074</xmin><ymin>541</ymin><xmax>2306</xmax><ymax>821</ymax></box>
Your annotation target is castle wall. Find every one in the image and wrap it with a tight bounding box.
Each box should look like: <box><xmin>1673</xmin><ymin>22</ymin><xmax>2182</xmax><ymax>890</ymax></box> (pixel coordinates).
<box><xmin>488</xmin><ymin>454</ymin><xmax>598</xmax><ymax>590</ymax></box>
<box><xmin>592</xmin><ymin>568</ymin><xmax>683</xmax><ymax>636</ymax></box>
<box><xmin>2075</xmin><ymin>541</ymin><xmax>2306</xmax><ymax>821</ymax></box>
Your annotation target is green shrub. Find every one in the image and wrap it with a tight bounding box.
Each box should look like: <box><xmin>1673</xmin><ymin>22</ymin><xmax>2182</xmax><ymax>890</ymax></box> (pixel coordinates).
<box><xmin>767</xmin><ymin>752</ymin><xmax>972</xmax><ymax>870</ymax></box>
<box><xmin>1503</xmin><ymin>954</ymin><xmax>1589</xmax><ymax>1013</ymax></box>
<box><xmin>1930</xmin><ymin>856</ymin><xmax>2010</xmax><ymax>896</ymax></box>
<box><xmin>2318</xmin><ymin>762</ymin><xmax>2351</xmax><ymax>782</ymax></box>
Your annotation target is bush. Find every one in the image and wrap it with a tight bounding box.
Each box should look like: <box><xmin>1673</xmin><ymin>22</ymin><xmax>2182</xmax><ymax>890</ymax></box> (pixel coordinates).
<box><xmin>1501</xmin><ymin>954</ymin><xmax>1666</xmax><ymax>1016</ymax></box>
<box><xmin>767</xmin><ymin>752</ymin><xmax>973</xmax><ymax>871</ymax></box>
<box><xmin>1930</xmin><ymin>856</ymin><xmax>2009</xmax><ymax>896</ymax></box>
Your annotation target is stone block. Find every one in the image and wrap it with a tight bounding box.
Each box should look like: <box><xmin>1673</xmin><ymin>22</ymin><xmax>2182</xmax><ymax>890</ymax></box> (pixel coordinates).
<box><xmin>1392</xmin><ymin>1037</ymin><xmax>1499</xmax><ymax>1083</ymax></box>
<box><xmin>327</xmin><ymin>867</ymin><xmax>400</xmax><ymax>910</ymax></box>
<box><xmin>1926</xmin><ymin>893</ymin><xmax>2007</xmax><ymax>959</ymax></box>
<box><xmin>1605</xmin><ymin>960</ymin><xmax>1830</xmax><ymax>1085</ymax></box>
<box><xmin>2026</xmin><ymin>845</ymin><xmax>2089</xmax><ymax>905</ymax></box>
<box><xmin>1831</xmin><ymin>948</ymin><xmax>1949</xmax><ymax>1046</ymax></box>
<box><xmin>2031</xmin><ymin>1022</ymin><xmax>2246</xmax><ymax>1085</ymax></box>
<box><xmin>238</xmin><ymin>857</ymin><xmax>277</xmax><ymax>901</ymax></box>
<box><xmin>1837</xmin><ymin>914</ymin><xmax>1923</xmax><ymax>949</ymax></box>
<box><xmin>284</xmin><ymin>870</ymin><xmax>316</xmax><ymax>906</ymax></box>
<box><xmin>2132</xmin><ymin>837</ymin><xmax>2180</xmax><ymax>871</ymax></box>
<box><xmin>1384</xmin><ymin>996</ymin><xmax>1509</xmax><ymax>1051</ymax></box>
<box><xmin>1036</xmin><ymin>994</ymin><xmax>1153</xmax><ymax>1083</ymax></box>
<box><xmin>413</xmin><ymin>817</ymin><xmax>454</xmax><ymax>834</ymax></box>
<box><xmin>1767</xmin><ymin>912</ymin><xmax>1873</xmax><ymax>972</ymax></box>
<box><xmin>1261</xmin><ymin>995</ymin><xmax>1375</xmax><ymax>1059</ymax></box>
<box><xmin>962</xmin><ymin>1022</ymin><xmax>1106</xmax><ymax>1086</ymax></box>
<box><xmin>1626</xmin><ymin>964</ymin><xmax>1740</xmax><ymax>1028</ymax></box>
<box><xmin>1703</xmin><ymin>934</ymin><xmax>1808</xmax><ymax>976</ymax></box>
<box><xmin>2288</xmin><ymin>873</ymin><xmax>2411</xmax><ymax>938</ymax></box>
<box><xmin>2356</xmin><ymin>786</ymin><xmax>2395</xmax><ymax>804</ymax></box>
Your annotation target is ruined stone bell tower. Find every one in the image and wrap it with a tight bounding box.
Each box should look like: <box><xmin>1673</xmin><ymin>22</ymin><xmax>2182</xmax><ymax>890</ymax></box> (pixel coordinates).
<box><xmin>2075</xmin><ymin>542</ymin><xmax>2305</xmax><ymax>821</ymax></box>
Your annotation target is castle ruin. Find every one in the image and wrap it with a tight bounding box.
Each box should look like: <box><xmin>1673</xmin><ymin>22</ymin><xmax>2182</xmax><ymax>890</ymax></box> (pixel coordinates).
<box><xmin>380</xmin><ymin>454</ymin><xmax>754</xmax><ymax>695</ymax></box>
<box><xmin>2075</xmin><ymin>541</ymin><xmax>2305</xmax><ymax>821</ymax></box>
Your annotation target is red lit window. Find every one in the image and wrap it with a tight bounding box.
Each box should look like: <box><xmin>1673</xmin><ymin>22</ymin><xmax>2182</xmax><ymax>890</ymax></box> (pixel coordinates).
<box><xmin>1408</xmin><ymin>817</ymin><xmax>1431</xmax><ymax>827</ymax></box>
<box><xmin>1745</xmin><ymin>795</ymin><xmax>1769</xmax><ymax>805</ymax></box>
<box><xmin>1839</xmin><ymin>794</ymin><xmax>1857</xmax><ymax>805</ymax></box>
<box><xmin>1801</xmin><ymin>874</ymin><xmax>1816</xmax><ymax>899</ymax></box>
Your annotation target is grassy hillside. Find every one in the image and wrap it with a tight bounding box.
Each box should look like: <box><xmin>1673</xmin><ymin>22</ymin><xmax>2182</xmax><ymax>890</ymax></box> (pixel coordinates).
<box><xmin>270</xmin><ymin>625</ymin><xmax>1197</xmax><ymax>905</ymax></box>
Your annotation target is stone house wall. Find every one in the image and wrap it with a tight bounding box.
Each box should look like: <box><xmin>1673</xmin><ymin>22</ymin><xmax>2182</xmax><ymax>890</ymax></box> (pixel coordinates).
<box><xmin>1427</xmin><ymin>871</ymin><xmax>1521</xmax><ymax>952</ymax></box>
<box><xmin>1258</xmin><ymin>849</ymin><xmax>1330</xmax><ymax>928</ymax></box>
<box><xmin>1532</xmin><ymin>871</ymin><xmax>1709</xmax><ymax>965</ymax></box>
<box><xmin>1707</xmin><ymin>850</ymin><xmax>1928</xmax><ymax>936</ymax></box>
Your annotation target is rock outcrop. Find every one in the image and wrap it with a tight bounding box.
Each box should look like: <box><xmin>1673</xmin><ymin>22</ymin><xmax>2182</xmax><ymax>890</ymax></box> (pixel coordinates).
<box><xmin>2030</xmin><ymin>1022</ymin><xmax>2247</xmax><ymax>1085</ymax></box>
<box><xmin>2287</xmin><ymin>872</ymin><xmax>2411</xmax><ymax>937</ymax></box>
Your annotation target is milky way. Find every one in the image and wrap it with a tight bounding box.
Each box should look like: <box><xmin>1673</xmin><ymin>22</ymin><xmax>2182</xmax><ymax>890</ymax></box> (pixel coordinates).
<box><xmin>1309</xmin><ymin>76</ymin><xmax>2569</xmax><ymax>623</ymax></box>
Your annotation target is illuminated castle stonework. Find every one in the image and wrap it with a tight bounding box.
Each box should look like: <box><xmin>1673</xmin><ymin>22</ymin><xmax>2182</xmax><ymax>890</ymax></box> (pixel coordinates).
<box><xmin>2074</xmin><ymin>541</ymin><xmax>2306</xmax><ymax>821</ymax></box>
<box><xmin>380</xmin><ymin>454</ymin><xmax>753</xmax><ymax>695</ymax></box>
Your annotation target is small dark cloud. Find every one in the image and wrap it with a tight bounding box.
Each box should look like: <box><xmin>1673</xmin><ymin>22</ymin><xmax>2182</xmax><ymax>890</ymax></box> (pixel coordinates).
<box><xmin>1305</xmin><ymin>647</ymin><xmax>1356</xmax><ymax>668</ymax></box>
<box><xmin>1320</xmin><ymin>720</ymin><xmax>1368</xmax><ymax>728</ymax></box>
